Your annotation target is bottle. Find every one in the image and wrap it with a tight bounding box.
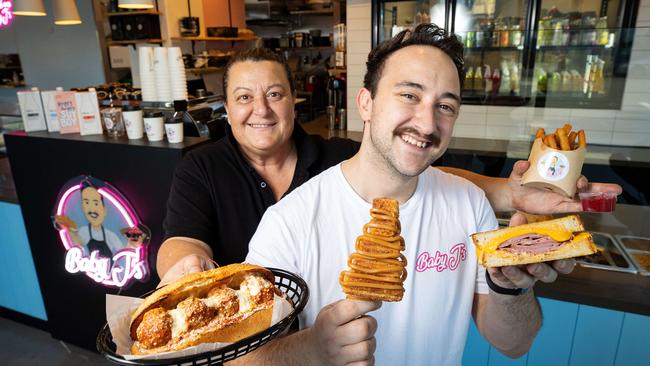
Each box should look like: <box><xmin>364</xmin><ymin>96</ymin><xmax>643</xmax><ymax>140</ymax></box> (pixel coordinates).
<box><xmin>511</xmin><ymin>24</ymin><xmax>522</xmax><ymax>47</ymax></box>
<box><xmin>561</xmin><ymin>70</ymin><xmax>572</xmax><ymax>92</ymax></box>
<box><xmin>474</xmin><ymin>66</ymin><xmax>484</xmax><ymax>94</ymax></box>
<box><xmin>511</xmin><ymin>64</ymin><xmax>520</xmax><ymax>95</ymax></box>
<box><xmin>549</xmin><ymin>72</ymin><xmax>562</xmax><ymax>94</ymax></box>
<box><xmin>537</xmin><ymin>69</ymin><xmax>548</xmax><ymax>94</ymax></box>
<box><xmin>583</xmin><ymin>55</ymin><xmax>594</xmax><ymax>95</ymax></box>
<box><xmin>500</xmin><ymin>61</ymin><xmax>511</xmax><ymax>94</ymax></box>
<box><xmin>595</xmin><ymin>59</ymin><xmax>606</xmax><ymax>95</ymax></box>
<box><xmin>597</xmin><ymin>16</ymin><xmax>609</xmax><ymax>45</ymax></box>
<box><xmin>491</xmin><ymin>68</ymin><xmax>501</xmax><ymax>95</ymax></box>
<box><xmin>391</xmin><ymin>7</ymin><xmax>400</xmax><ymax>38</ymax></box>
<box><xmin>484</xmin><ymin>65</ymin><xmax>493</xmax><ymax>95</ymax></box>
<box><xmin>552</xmin><ymin>20</ymin><xmax>563</xmax><ymax>46</ymax></box>
<box><xmin>166</xmin><ymin>99</ymin><xmax>186</xmax><ymax>143</ymax></box>
<box><xmin>464</xmin><ymin>66</ymin><xmax>475</xmax><ymax>91</ymax></box>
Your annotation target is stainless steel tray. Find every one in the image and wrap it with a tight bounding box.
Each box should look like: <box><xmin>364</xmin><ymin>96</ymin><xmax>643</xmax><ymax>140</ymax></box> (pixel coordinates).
<box><xmin>614</xmin><ymin>235</ymin><xmax>650</xmax><ymax>276</ymax></box>
<box><xmin>577</xmin><ymin>232</ymin><xmax>637</xmax><ymax>274</ymax></box>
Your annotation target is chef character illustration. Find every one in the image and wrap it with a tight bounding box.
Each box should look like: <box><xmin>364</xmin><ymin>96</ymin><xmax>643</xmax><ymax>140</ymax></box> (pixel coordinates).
<box><xmin>547</xmin><ymin>155</ymin><xmax>559</xmax><ymax>177</ymax></box>
<box><xmin>55</xmin><ymin>180</ymin><xmax>125</xmax><ymax>258</ymax></box>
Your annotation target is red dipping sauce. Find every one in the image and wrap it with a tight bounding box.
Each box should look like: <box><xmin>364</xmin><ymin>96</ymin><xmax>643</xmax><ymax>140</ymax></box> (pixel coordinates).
<box><xmin>579</xmin><ymin>192</ymin><xmax>617</xmax><ymax>212</ymax></box>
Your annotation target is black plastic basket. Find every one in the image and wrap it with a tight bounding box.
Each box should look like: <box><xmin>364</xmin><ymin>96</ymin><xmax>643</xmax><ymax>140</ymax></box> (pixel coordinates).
<box><xmin>97</xmin><ymin>268</ymin><xmax>309</xmax><ymax>365</ymax></box>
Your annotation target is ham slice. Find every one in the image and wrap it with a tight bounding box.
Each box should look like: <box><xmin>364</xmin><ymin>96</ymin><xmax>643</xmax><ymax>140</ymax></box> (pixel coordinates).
<box><xmin>498</xmin><ymin>234</ymin><xmax>563</xmax><ymax>255</ymax></box>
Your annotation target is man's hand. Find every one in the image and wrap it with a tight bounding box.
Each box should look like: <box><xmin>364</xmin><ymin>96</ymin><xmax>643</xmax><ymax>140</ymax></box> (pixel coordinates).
<box><xmin>157</xmin><ymin>254</ymin><xmax>215</xmax><ymax>288</ymax></box>
<box><xmin>509</xmin><ymin>160</ymin><xmax>622</xmax><ymax>215</ymax></box>
<box><xmin>487</xmin><ymin>212</ymin><xmax>576</xmax><ymax>290</ymax></box>
<box><xmin>305</xmin><ymin>299</ymin><xmax>381</xmax><ymax>366</ymax></box>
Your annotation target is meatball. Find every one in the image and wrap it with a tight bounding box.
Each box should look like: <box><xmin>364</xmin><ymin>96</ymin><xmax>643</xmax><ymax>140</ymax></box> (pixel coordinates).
<box><xmin>207</xmin><ymin>286</ymin><xmax>239</xmax><ymax>317</ymax></box>
<box><xmin>136</xmin><ymin>307</ymin><xmax>172</xmax><ymax>349</ymax></box>
<box><xmin>176</xmin><ymin>296</ymin><xmax>215</xmax><ymax>329</ymax></box>
<box><xmin>240</xmin><ymin>275</ymin><xmax>275</xmax><ymax>307</ymax></box>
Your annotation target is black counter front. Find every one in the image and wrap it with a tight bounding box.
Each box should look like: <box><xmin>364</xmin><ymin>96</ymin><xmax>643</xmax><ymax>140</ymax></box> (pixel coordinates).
<box><xmin>5</xmin><ymin>131</ymin><xmax>209</xmax><ymax>351</ymax></box>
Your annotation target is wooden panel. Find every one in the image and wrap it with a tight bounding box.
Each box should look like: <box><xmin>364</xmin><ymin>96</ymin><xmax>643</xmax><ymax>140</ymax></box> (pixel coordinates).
<box><xmin>463</xmin><ymin>320</ymin><xmax>490</xmax><ymax>365</ymax></box>
<box><xmin>527</xmin><ymin>298</ymin><xmax>580</xmax><ymax>366</ymax></box>
<box><xmin>615</xmin><ymin>312</ymin><xmax>650</xmax><ymax>366</ymax></box>
<box><xmin>569</xmin><ymin>304</ymin><xmax>624</xmax><ymax>366</ymax></box>
<box><xmin>0</xmin><ymin>202</ymin><xmax>47</xmax><ymax>320</ymax></box>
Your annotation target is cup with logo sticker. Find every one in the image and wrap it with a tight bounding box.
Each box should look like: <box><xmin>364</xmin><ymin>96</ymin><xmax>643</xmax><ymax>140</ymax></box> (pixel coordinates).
<box><xmin>143</xmin><ymin>110</ymin><xmax>165</xmax><ymax>142</ymax></box>
<box><xmin>122</xmin><ymin>105</ymin><xmax>144</xmax><ymax>139</ymax></box>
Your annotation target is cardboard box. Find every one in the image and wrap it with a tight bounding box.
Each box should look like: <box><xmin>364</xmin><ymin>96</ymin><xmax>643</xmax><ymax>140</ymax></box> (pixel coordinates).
<box><xmin>522</xmin><ymin>138</ymin><xmax>586</xmax><ymax>197</ymax></box>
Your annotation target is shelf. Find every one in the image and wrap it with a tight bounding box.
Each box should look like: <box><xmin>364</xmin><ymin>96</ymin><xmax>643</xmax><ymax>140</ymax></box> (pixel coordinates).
<box><xmin>465</xmin><ymin>46</ymin><xmax>523</xmax><ymax>52</ymax></box>
<box><xmin>107</xmin><ymin>11</ymin><xmax>161</xmax><ymax>17</ymax></box>
<box><xmin>277</xmin><ymin>47</ymin><xmax>333</xmax><ymax>51</ymax></box>
<box><xmin>328</xmin><ymin>68</ymin><xmax>347</xmax><ymax>76</ymax></box>
<box><xmin>107</xmin><ymin>39</ymin><xmax>163</xmax><ymax>45</ymax></box>
<box><xmin>289</xmin><ymin>9</ymin><xmax>334</xmax><ymax>15</ymax></box>
<box><xmin>172</xmin><ymin>36</ymin><xmax>258</xmax><ymax>42</ymax></box>
<box><xmin>537</xmin><ymin>44</ymin><xmax>613</xmax><ymax>51</ymax></box>
<box><xmin>186</xmin><ymin>67</ymin><xmax>223</xmax><ymax>74</ymax></box>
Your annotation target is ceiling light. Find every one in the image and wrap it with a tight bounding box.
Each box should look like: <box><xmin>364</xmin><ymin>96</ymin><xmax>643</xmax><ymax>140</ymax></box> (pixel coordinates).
<box><xmin>13</xmin><ymin>0</ymin><xmax>47</xmax><ymax>16</ymax></box>
<box><xmin>118</xmin><ymin>0</ymin><xmax>154</xmax><ymax>10</ymax></box>
<box><xmin>54</xmin><ymin>0</ymin><xmax>81</xmax><ymax>25</ymax></box>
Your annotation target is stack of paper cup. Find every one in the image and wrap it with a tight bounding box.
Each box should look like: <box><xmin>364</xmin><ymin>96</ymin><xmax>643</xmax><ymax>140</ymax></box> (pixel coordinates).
<box><xmin>153</xmin><ymin>47</ymin><xmax>172</xmax><ymax>102</ymax></box>
<box><xmin>138</xmin><ymin>47</ymin><xmax>157</xmax><ymax>102</ymax></box>
<box><xmin>168</xmin><ymin>47</ymin><xmax>188</xmax><ymax>101</ymax></box>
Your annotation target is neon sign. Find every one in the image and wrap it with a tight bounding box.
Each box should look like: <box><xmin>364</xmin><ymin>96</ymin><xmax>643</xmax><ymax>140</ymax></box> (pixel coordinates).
<box><xmin>0</xmin><ymin>1</ymin><xmax>12</xmax><ymax>28</ymax></box>
<box><xmin>52</xmin><ymin>176</ymin><xmax>151</xmax><ymax>288</ymax></box>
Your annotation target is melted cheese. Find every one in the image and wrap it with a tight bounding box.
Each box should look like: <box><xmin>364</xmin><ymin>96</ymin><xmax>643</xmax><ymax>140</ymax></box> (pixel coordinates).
<box><xmin>168</xmin><ymin>308</ymin><xmax>187</xmax><ymax>339</ymax></box>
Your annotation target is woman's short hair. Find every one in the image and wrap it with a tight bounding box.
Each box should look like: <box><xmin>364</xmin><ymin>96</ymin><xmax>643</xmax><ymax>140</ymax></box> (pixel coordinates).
<box><xmin>223</xmin><ymin>48</ymin><xmax>295</xmax><ymax>100</ymax></box>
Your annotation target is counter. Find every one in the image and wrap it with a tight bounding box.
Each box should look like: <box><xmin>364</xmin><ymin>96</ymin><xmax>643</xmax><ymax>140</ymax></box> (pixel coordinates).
<box><xmin>302</xmin><ymin>118</ymin><xmax>650</xmax><ymax>316</ymax></box>
<box><xmin>4</xmin><ymin>130</ymin><xmax>209</xmax><ymax>350</ymax></box>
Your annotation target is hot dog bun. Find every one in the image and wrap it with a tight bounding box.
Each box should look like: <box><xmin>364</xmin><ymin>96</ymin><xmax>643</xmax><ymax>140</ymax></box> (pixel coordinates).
<box><xmin>472</xmin><ymin>215</ymin><xmax>597</xmax><ymax>267</ymax></box>
<box><xmin>129</xmin><ymin>263</ymin><xmax>283</xmax><ymax>355</ymax></box>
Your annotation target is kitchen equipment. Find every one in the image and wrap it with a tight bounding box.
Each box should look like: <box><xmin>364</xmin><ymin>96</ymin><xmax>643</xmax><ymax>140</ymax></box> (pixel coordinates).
<box><xmin>207</xmin><ymin>26</ymin><xmax>238</xmax><ymax>38</ymax></box>
<box><xmin>615</xmin><ymin>236</ymin><xmax>650</xmax><ymax>275</ymax></box>
<box><xmin>577</xmin><ymin>232</ymin><xmax>636</xmax><ymax>273</ymax></box>
<box><xmin>180</xmin><ymin>17</ymin><xmax>200</xmax><ymax>37</ymax></box>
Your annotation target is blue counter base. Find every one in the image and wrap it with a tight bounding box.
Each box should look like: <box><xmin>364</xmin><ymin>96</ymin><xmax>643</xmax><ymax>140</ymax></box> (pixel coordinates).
<box><xmin>463</xmin><ymin>297</ymin><xmax>650</xmax><ymax>366</ymax></box>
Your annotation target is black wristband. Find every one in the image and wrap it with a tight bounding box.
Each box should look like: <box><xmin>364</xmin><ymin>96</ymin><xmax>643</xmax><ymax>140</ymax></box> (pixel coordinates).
<box><xmin>485</xmin><ymin>270</ymin><xmax>528</xmax><ymax>296</ymax></box>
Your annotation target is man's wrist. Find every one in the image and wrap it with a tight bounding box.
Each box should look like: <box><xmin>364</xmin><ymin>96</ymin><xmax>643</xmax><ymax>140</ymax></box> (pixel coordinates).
<box><xmin>485</xmin><ymin>270</ymin><xmax>529</xmax><ymax>296</ymax></box>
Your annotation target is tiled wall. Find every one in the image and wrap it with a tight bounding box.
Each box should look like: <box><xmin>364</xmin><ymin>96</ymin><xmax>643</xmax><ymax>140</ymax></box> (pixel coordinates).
<box><xmin>345</xmin><ymin>0</ymin><xmax>650</xmax><ymax>147</ymax></box>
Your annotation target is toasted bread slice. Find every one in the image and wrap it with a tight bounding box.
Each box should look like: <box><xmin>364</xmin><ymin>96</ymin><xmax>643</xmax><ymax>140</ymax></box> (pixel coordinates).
<box><xmin>471</xmin><ymin>215</ymin><xmax>597</xmax><ymax>267</ymax></box>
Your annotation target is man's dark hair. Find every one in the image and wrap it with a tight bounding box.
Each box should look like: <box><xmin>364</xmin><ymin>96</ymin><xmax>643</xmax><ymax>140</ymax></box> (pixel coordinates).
<box><xmin>80</xmin><ymin>179</ymin><xmax>104</xmax><ymax>205</ymax></box>
<box><xmin>222</xmin><ymin>48</ymin><xmax>295</xmax><ymax>100</ymax></box>
<box><xmin>363</xmin><ymin>23</ymin><xmax>465</xmax><ymax>97</ymax></box>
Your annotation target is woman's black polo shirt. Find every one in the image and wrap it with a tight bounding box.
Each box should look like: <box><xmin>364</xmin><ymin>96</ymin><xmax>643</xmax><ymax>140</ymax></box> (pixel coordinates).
<box><xmin>163</xmin><ymin>123</ymin><xmax>360</xmax><ymax>265</ymax></box>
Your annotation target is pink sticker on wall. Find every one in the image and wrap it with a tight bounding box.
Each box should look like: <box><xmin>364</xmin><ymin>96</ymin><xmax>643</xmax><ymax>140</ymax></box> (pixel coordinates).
<box><xmin>52</xmin><ymin>175</ymin><xmax>150</xmax><ymax>288</ymax></box>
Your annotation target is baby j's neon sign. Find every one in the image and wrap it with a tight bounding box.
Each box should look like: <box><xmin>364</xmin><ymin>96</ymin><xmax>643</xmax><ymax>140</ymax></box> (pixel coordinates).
<box><xmin>52</xmin><ymin>176</ymin><xmax>150</xmax><ymax>288</ymax></box>
<box><xmin>0</xmin><ymin>1</ymin><xmax>13</xmax><ymax>28</ymax></box>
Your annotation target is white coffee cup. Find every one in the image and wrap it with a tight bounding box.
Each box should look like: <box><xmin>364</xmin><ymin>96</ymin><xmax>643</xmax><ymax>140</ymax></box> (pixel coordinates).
<box><xmin>122</xmin><ymin>106</ymin><xmax>144</xmax><ymax>139</ymax></box>
<box><xmin>165</xmin><ymin>121</ymin><xmax>183</xmax><ymax>143</ymax></box>
<box><xmin>143</xmin><ymin>111</ymin><xmax>165</xmax><ymax>141</ymax></box>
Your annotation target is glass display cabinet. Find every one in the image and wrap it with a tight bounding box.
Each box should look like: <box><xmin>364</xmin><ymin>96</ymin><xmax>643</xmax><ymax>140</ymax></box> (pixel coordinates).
<box><xmin>371</xmin><ymin>0</ymin><xmax>639</xmax><ymax>109</ymax></box>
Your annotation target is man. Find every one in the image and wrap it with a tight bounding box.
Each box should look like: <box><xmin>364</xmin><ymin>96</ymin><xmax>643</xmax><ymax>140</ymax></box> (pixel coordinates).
<box><xmin>239</xmin><ymin>24</ymin><xmax>567</xmax><ymax>365</ymax></box>
<box><xmin>157</xmin><ymin>48</ymin><xmax>620</xmax><ymax>287</ymax></box>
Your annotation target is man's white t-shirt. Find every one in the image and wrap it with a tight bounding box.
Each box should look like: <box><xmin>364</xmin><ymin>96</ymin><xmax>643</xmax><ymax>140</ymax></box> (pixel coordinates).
<box><xmin>79</xmin><ymin>225</ymin><xmax>124</xmax><ymax>254</ymax></box>
<box><xmin>246</xmin><ymin>164</ymin><xmax>497</xmax><ymax>365</ymax></box>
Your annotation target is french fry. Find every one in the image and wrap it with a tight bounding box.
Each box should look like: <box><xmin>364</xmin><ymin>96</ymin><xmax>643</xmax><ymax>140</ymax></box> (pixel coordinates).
<box><xmin>578</xmin><ymin>129</ymin><xmax>587</xmax><ymax>148</ymax></box>
<box><xmin>556</xmin><ymin>128</ymin><xmax>572</xmax><ymax>151</ymax></box>
<box><xmin>562</xmin><ymin>123</ymin><xmax>573</xmax><ymax>135</ymax></box>
<box><xmin>535</xmin><ymin>128</ymin><xmax>545</xmax><ymax>140</ymax></box>
<box><xmin>544</xmin><ymin>134</ymin><xmax>559</xmax><ymax>149</ymax></box>
<box><xmin>568</xmin><ymin>131</ymin><xmax>577</xmax><ymax>149</ymax></box>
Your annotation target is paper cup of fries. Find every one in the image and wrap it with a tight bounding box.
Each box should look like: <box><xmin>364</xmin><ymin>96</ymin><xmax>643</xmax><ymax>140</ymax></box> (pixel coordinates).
<box><xmin>522</xmin><ymin>124</ymin><xmax>587</xmax><ymax>198</ymax></box>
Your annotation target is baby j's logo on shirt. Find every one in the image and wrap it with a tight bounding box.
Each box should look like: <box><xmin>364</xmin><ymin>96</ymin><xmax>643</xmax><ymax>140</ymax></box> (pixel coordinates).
<box><xmin>416</xmin><ymin>243</ymin><xmax>467</xmax><ymax>272</ymax></box>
